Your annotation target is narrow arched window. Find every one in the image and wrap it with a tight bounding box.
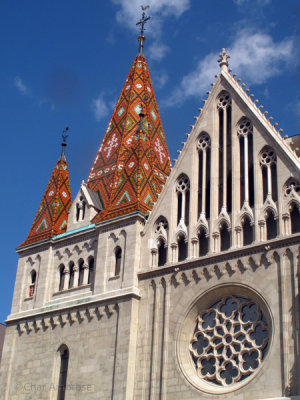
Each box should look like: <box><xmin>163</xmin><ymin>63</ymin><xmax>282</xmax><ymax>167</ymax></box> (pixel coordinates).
<box><xmin>266</xmin><ymin>211</ymin><xmax>277</xmax><ymax>240</ymax></box>
<box><xmin>197</xmin><ymin>132</ymin><xmax>211</xmax><ymax>219</ymax></box>
<box><xmin>290</xmin><ymin>203</ymin><xmax>300</xmax><ymax>234</ymax></box>
<box><xmin>217</xmin><ymin>92</ymin><xmax>232</xmax><ymax>214</ymax></box>
<box><xmin>198</xmin><ymin>228</ymin><xmax>209</xmax><ymax>256</ymax></box>
<box><xmin>59</xmin><ymin>265</ymin><xmax>65</xmax><ymax>291</ymax></box>
<box><xmin>68</xmin><ymin>262</ymin><xmax>74</xmax><ymax>289</ymax></box>
<box><xmin>29</xmin><ymin>270</ymin><xmax>36</xmax><ymax>297</ymax></box>
<box><xmin>238</xmin><ymin>118</ymin><xmax>254</xmax><ymax>208</ymax></box>
<box><xmin>57</xmin><ymin>345</ymin><xmax>69</xmax><ymax>400</ymax></box>
<box><xmin>88</xmin><ymin>257</ymin><xmax>94</xmax><ymax>284</ymax></box>
<box><xmin>220</xmin><ymin>222</ymin><xmax>230</xmax><ymax>251</ymax></box>
<box><xmin>260</xmin><ymin>147</ymin><xmax>277</xmax><ymax>203</ymax></box>
<box><xmin>158</xmin><ymin>239</ymin><xmax>167</xmax><ymax>267</ymax></box>
<box><xmin>78</xmin><ymin>259</ymin><xmax>84</xmax><ymax>286</ymax></box>
<box><xmin>242</xmin><ymin>216</ymin><xmax>253</xmax><ymax>245</ymax></box>
<box><xmin>115</xmin><ymin>247</ymin><xmax>122</xmax><ymax>276</ymax></box>
<box><xmin>176</xmin><ymin>175</ymin><xmax>190</xmax><ymax>227</ymax></box>
<box><xmin>178</xmin><ymin>235</ymin><xmax>187</xmax><ymax>261</ymax></box>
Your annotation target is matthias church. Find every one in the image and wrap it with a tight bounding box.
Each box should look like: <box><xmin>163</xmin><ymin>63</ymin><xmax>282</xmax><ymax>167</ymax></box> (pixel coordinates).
<box><xmin>0</xmin><ymin>13</ymin><xmax>299</xmax><ymax>400</ymax></box>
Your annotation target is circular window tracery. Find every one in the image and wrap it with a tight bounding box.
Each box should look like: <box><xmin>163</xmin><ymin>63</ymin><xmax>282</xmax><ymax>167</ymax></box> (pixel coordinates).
<box><xmin>177</xmin><ymin>285</ymin><xmax>272</xmax><ymax>394</ymax></box>
<box><xmin>237</xmin><ymin>118</ymin><xmax>253</xmax><ymax>137</ymax></box>
<box><xmin>260</xmin><ymin>148</ymin><xmax>276</xmax><ymax>166</ymax></box>
<box><xmin>284</xmin><ymin>179</ymin><xmax>300</xmax><ymax>197</ymax></box>
<box><xmin>176</xmin><ymin>175</ymin><xmax>190</xmax><ymax>193</ymax></box>
<box><xmin>217</xmin><ymin>93</ymin><xmax>231</xmax><ymax>109</ymax></box>
<box><xmin>189</xmin><ymin>295</ymin><xmax>269</xmax><ymax>386</ymax></box>
<box><xmin>197</xmin><ymin>133</ymin><xmax>211</xmax><ymax>151</ymax></box>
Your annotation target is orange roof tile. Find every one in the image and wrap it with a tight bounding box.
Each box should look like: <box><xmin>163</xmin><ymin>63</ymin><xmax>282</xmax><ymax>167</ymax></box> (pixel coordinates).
<box><xmin>87</xmin><ymin>54</ymin><xmax>171</xmax><ymax>222</ymax></box>
<box><xmin>19</xmin><ymin>156</ymin><xmax>72</xmax><ymax>247</ymax></box>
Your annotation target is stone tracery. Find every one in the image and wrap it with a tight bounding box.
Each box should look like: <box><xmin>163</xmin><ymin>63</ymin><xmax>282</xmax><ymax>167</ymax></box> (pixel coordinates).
<box><xmin>190</xmin><ymin>295</ymin><xmax>269</xmax><ymax>386</ymax></box>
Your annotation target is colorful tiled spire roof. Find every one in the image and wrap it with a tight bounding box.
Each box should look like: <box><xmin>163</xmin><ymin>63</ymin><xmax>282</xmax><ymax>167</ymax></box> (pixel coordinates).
<box><xmin>87</xmin><ymin>53</ymin><xmax>171</xmax><ymax>223</ymax></box>
<box><xmin>20</xmin><ymin>139</ymin><xmax>72</xmax><ymax>247</ymax></box>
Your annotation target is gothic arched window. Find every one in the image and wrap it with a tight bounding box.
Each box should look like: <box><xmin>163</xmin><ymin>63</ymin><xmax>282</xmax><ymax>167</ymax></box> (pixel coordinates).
<box><xmin>59</xmin><ymin>264</ymin><xmax>65</xmax><ymax>291</ymax></box>
<box><xmin>260</xmin><ymin>147</ymin><xmax>277</xmax><ymax>203</ymax></box>
<box><xmin>68</xmin><ymin>262</ymin><xmax>75</xmax><ymax>289</ymax></box>
<box><xmin>266</xmin><ymin>210</ymin><xmax>277</xmax><ymax>240</ymax></box>
<box><xmin>115</xmin><ymin>247</ymin><xmax>122</xmax><ymax>276</ymax></box>
<box><xmin>157</xmin><ymin>239</ymin><xmax>167</xmax><ymax>267</ymax></box>
<box><xmin>88</xmin><ymin>257</ymin><xmax>94</xmax><ymax>284</ymax></box>
<box><xmin>78</xmin><ymin>259</ymin><xmax>84</xmax><ymax>286</ymax></box>
<box><xmin>197</xmin><ymin>132</ymin><xmax>211</xmax><ymax>219</ymax></box>
<box><xmin>178</xmin><ymin>235</ymin><xmax>188</xmax><ymax>261</ymax></box>
<box><xmin>217</xmin><ymin>92</ymin><xmax>232</xmax><ymax>214</ymax></box>
<box><xmin>242</xmin><ymin>216</ymin><xmax>253</xmax><ymax>246</ymax></box>
<box><xmin>176</xmin><ymin>174</ymin><xmax>190</xmax><ymax>226</ymax></box>
<box><xmin>198</xmin><ymin>228</ymin><xmax>209</xmax><ymax>257</ymax></box>
<box><xmin>57</xmin><ymin>345</ymin><xmax>69</xmax><ymax>400</ymax></box>
<box><xmin>29</xmin><ymin>269</ymin><xmax>36</xmax><ymax>297</ymax></box>
<box><xmin>237</xmin><ymin>118</ymin><xmax>254</xmax><ymax>208</ymax></box>
<box><xmin>220</xmin><ymin>222</ymin><xmax>230</xmax><ymax>251</ymax></box>
<box><xmin>290</xmin><ymin>203</ymin><xmax>300</xmax><ymax>234</ymax></box>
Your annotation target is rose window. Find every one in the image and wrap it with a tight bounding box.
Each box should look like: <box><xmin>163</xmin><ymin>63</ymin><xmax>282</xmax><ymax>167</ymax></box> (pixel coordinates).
<box><xmin>189</xmin><ymin>295</ymin><xmax>269</xmax><ymax>387</ymax></box>
<box><xmin>237</xmin><ymin>118</ymin><xmax>253</xmax><ymax>137</ymax></box>
<box><xmin>217</xmin><ymin>93</ymin><xmax>231</xmax><ymax>109</ymax></box>
<box><xmin>197</xmin><ymin>133</ymin><xmax>211</xmax><ymax>151</ymax></box>
<box><xmin>155</xmin><ymin>218</ymin><xmax>169</xmax><ymax>234</ymax></box>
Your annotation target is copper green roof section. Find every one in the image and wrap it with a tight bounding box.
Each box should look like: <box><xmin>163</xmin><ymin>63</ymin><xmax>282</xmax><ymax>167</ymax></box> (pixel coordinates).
<box><xmin>87</xmin><ymin>54</ymin><xmax>171</xmax><ymax>222</ymax></box>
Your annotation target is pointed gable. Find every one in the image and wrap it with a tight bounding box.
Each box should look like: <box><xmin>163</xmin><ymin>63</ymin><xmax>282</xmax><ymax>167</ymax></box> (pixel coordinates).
<box><xmin>20</xmin><ymin>158</ymin><xmax>72</xmax><ymax>247</ymax></box>
<box><xmin>87</xmin><ymin>54</ymin><xmax>171</xmax><ymax>222</ymax></box>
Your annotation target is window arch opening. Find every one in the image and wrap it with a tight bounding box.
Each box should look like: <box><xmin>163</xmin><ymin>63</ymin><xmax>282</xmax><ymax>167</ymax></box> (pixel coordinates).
<box><xmin>29</xmin><ymin>270</ymin><xmax>37</xmax><ymax>297</ymax></box>
<box><xmin>57</xmin><ymin>345</ymin><xmax>69</xmax><ymax>400</ymax></box>
<box><xmin>266</xmin><ymin>211</ymin><xmax>277</xmax><ymax>240</ymax></box>
<box><xmin>68</xmin><ymin>262</ymin><xmax>75</xmax><ymax>289</ymax></box>
<box><xmin>59</xmin><ymin>265</ymin><xmax>65</xmax><ymax>291</ymax></box>
<box><xmin>178</xmin><ymin>236</ymin><xmax>187</xmax><ymax>261</ymax></box>
<box><xmin>115</xmin><ymin>247</ymin><xmax>122</xmax><ymax>276</ymax></box>
<box><xmin>220</xmin><ymin>223</ymin><xmax>230</xmax><ymax>251</ymax></box>
<box><xmin>88</xmin><ymin>257</ymin><xmax>94</xmax><ymax>284</ymax></box>
<box><xmin>198</xmin><ymin>229</ymin><xmax>209</xmax><ymax>257</ymax></box>
<box><xmin>158</xmin><ymin>239</ymin><xmax>167</xmax><ymax>267</ymax></box>
<box><xmin>242</xmin><ymin>217</ymin><xmax>253</xmax><ymax>245</ymax></box>
<box><xmin>78</xmin><ymin>259</ymin><xmax>84</xmax><ymax>286</ymax></box>
<box><xmin>176</xmin><ymin>175</ymin><xmax>190</xmax><ymax>227</ymax></box>
<box><xmin>290</xmin><ymin>204</ymin><xmax>300</xmax><ymax>234</ymax></box>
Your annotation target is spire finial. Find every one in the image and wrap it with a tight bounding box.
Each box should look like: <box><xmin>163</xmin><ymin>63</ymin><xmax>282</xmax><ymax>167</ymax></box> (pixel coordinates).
<box><xmin>136</xmin><ymin>6</ymin><xmax>150</xmax><ymax>55</ymax></box>
<box><xmin>60</xmin><ymin>126</ymin><xmax>69</xmax><ymax>161</ymax></box>
<box><xmin>218</xmin><ymin>48</ymin><xmax>230</xmax><ymax>71</ymax></box>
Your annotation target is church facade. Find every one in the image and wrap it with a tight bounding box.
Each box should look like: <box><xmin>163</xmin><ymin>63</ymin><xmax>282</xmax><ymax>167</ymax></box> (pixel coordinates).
<box><xmin>0</xmin><ymin>34</ymin><xmax>300</xmax><ymax>400</ymax></box>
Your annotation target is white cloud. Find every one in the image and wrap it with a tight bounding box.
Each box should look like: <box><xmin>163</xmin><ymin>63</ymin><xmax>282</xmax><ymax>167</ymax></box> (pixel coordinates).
<box><xmin>153</xmin><ymin>71</ymin><xmax>169</xmax><ymax>89</ymax></box>
<box><xmin>148</xmin><ymin>42</ymin><xmax>169</xmax><ymax>61</ymax></box>
<box><xmin>164</xmin><ymin>30</ymin><xmax>293</xmax><ymax>107</ymax></box>
<box><xmin>111</xmin><ymin>0</ymin><xmax>190</xmax><ymax>60</ymax></box>
<box><xmin>92</xmin><ymin>93</ymin><xmax>110</xmax><ymax>121</ymax></box>
<box><xmin>234</xmin><ymin>0</ymin><xmax>271</xmax><ymax>5</ymax></box>
<box><xmin>14</xmin><ymin>76</ymin><xmax>29</xmax><ymax>95</ymax></box>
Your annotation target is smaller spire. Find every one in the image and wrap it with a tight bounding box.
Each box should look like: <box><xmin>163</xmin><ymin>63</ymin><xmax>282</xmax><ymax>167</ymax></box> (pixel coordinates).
<box><xmin>136</xmin><ymin>6</ymin><xmax>150</xmax><ymax>55</ymax></box>
<box><xmin>60</xmin><ymin>127</ymin><xmax>69</xmax><ymax>162</ymax></box>
<box><xmin>218</xmin><ymin>48</ymin><xmax>230</xmax><ymax>71</ymax></box>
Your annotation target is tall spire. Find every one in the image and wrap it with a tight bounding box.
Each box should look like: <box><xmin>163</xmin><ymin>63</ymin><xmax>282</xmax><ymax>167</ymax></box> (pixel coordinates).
<box><xmin>19</xmin><ymin>134</ymin><xmax>72</xmax><ymax>247</ymax></box>
<box><xmin>87</xmin><ymin>36</ymin><xmax>171</xmax><ymax>223</ymax></box>
<box><xmin>136</xmin><ymin>6</ymin><xmax>150</xmax><ymax>55</ymax></box>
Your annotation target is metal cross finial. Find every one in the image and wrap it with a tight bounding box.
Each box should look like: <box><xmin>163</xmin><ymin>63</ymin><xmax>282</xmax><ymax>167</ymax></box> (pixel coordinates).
<box><xmin>136</xmin><ymin>6</ymin><xmax>150</xmax><ymax>55</ymax></box>
<box><xmin>218</xmin><ymin>48</ymin><xmax>230</xmax><ymax>71</ymax></box>
<box><xmin>60</xmin><ymin>126</ymin><xmax>69</xmax><ymax>161</ymax></box>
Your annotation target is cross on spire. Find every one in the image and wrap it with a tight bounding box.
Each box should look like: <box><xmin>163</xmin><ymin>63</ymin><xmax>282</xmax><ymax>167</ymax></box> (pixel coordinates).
<box><xmin>60</xmin><ymin>126</ymin><xmax>69</xmax><ymax>161</ymax></box>
<box><xmin>136</xmin><ymin>6</ymin><xmax>150</xmax><ymax>55</ymax></box>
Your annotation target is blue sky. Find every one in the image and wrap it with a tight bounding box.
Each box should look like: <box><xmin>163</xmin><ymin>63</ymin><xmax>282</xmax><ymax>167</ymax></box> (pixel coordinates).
<box><xmin>0</xmin><ymin>0</ymin><xmax>299</xmax><ymax>322</ymax></box>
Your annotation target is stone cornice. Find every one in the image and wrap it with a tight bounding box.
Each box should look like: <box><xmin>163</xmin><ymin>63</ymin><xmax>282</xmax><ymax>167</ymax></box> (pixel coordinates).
<box><xmin>138</xmin><ymin>234</ymin><xmax>300</xmax><ymax>280</ymax></box>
